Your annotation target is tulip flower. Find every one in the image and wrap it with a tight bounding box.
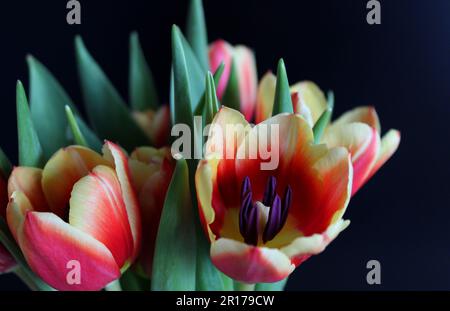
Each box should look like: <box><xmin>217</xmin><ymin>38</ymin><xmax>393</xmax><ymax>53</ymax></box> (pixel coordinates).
<box><xmin>6</xmin><ymin>141</ymin><xmax>141</xmax><ymax>290</ymax></box>
<box><xmin>132</xmin><ymin>105</ymin><xmax>171</xmax><ymax>148</ymax></box>
<box><xmin>196</xmin><ymin>107</ymin><xmax>352</xmax><ymax>283</ymax></box>
<box><xmin>0</xmin><ymin>171</ymin><xmax>16</xmax><ymax>274</ymax></box>
<box><xmin>128</xmin><ymin>146</ymin><xmax>174</xmax><ymax>277</ymax></box>
<box><xmin>255</xmin><ymin>73</ymin><xmax>400</xmax><ymax>195</ymax></box>
<box><xmin>209</xmin><ymin>40</ymin><xmax>258</xmax><ymax>121</ymax></box>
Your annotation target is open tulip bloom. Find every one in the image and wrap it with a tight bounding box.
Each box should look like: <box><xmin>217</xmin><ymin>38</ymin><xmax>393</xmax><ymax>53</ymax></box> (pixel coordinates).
<box><xmin>0</xmin><ymin>0</ymin><xmax>399</xmax><ymax>291</ymax></box>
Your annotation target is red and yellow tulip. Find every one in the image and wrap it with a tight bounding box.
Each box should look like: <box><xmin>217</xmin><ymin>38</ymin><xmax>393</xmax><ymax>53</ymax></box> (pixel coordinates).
<box><xmin>195</xmin><ymin>107</ymin><xmax>353</xmax><ymax>283</ymax></box>
<box><xmin>255</xmin><ymin>72</ymin><xmax>400</xmax><ymax>196</ymax></box>
<box><xmin>132</xmin><ymin>105</ymin><xmax>171</xmax><ymax>148</ymax></box>
<box><xmin>5</xmin><ymin>141</ymin><xmax>141</xmax><ymax>290</ymax></box>
<box><xmin>209</xmin><ymin>40</ymin><xmax>258</xmax><ymax>121</ymax></box>
<box><xmin>128</xmin><ymin>146</ymin><xmax>174</xmax><ymax>277</ymax></box>
<box><xmin>0</xmin><ymin>173</ymin><xmax>15</xmax><ymax>274</ymax></box>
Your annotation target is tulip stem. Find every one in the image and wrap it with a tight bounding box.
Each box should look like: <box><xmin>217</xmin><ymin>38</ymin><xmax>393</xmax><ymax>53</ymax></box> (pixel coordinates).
<box><xmin>105</xmin><ymin>279</ymin><xmax>123</xmax><ymax>291</ymax></box>
<box><xmin>234</xmin><ymin>282</ymin><xmax>255</xmax><ymax>291</ymax></box>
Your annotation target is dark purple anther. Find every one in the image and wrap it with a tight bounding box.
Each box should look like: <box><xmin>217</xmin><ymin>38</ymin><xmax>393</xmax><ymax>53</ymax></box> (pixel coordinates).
<box><xmin>239</xmin><ymin>176</ymin><xmax>293</xmax><ymax>245</ymax></box>
<box><xmin>263</xmin><ymin>195</ymin><xmax>282</xmax><ymax>243</ymax></box>
<box><xmin>262</xmin><ymin>176</ymin><xmax>277</xmax><ymax>206</ymax></box>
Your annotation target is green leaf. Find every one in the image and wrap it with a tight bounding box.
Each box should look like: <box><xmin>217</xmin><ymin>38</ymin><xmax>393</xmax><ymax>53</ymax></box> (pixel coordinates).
<box><xmin>221</xmin><ymin>59</ymin><xmax>241</xmax><ymax>111</ymax></box>
<box><xmin>120</xmin><ymin>269</ymin><xmax>151</xmax><ymax>291</ymax></box>
<box><xmin>202</xmin><ymin>71</ymin><xmax>219</xmax><ymax>125</ymax></box>
<box><xmin>74</xmin><ymin>115</ymin><xmax>103</xmax><ymax>152</ymax></box>
<box><xmin>152</xmin><ymin>158</ymin><xmax>196</xmax><ymax>291</ymax></box>
<box><xmin>255</xmin><ymin>278</ymin><xmax>288</xmax><ymax>291</ymax></box>
<box><xmin>187</xmin><ymin>0</ymin><xmax>209</xmax><ymax>71</ymax></box>
<box><xmin>0</xmin><ymin>148</ymin><xmax>12</xmax><ymax>178</ymax></box>
<box><xmin>65</xmin><ymin>106</ymin><xmax>88</xmax><ymax>147</ymax></box>
<box><xmin>16</xmin><ymin>80</ymin><xmax>44</xmax><ymax>167</ymax></box>
<box><xmin>193</xmin><ymin>62</ymin><xmax>225</xmax><ymax>116</ymax></box>
<box><xmin>75</xmin><ymin>36</ymin><xmax>149</xmax><ymax>151</ymax></box>
<box><xmin>195</xmin><ymin>232</ymin><xmax>225</xmax><ymax>291</ymax></box>
<box><xmin>171</xmin><ymin>26</ymin><xmax>195</xmax><ymax>128</ymax></box>
<box><xmin>129</xmin><ymin>32</ymin><xmax>159</xmax><ymax>111</ymax></box>
<box><xmin>27</xmin><ymin>56</ymin><xmax>76</xmax><ymax>159</ymax></box>
<box><xmin>272</xmin><ymin>59</ymin><xmax>293</xmax><ymax>116</ymax></box>
<box><xmin>172</xmin><ymin>25</ymin><xmax>206</xmax><ymax>114</ymax></box>
<box><xmin>313</xmin><ymin>91</ymin><xmax>334</xmax><ymax>144</ymax></box>
<box><xmin>27</xmin><ymin>56</ymin><xmax>101</xmax><ymax>158</ymax></box>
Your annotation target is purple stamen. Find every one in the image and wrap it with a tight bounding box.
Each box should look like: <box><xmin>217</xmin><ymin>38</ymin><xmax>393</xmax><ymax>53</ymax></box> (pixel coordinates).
<box><xmin>262</xmin><ymin>176</ymin><xmax>277</xmax><ymax>206</ymax></box>
<box><xmin>263</xmin><ymin>194</ymin><xmax>282</xmax><ymax>243</ymax></box>
<box><xmin>239</xmin><ymin>176</ymin><xmax>293</xmax><ymax>245</ymax></box>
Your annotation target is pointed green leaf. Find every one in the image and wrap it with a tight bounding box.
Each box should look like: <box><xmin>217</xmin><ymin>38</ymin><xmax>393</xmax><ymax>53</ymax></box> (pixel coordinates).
<box><xmin>313</xmin><ymin>91</ymin><xmax>334</xmax><ymax>143</ymax></box>
<box><xmin>272</xmin><ymin>59</ymin><xmax>293</xmax><ymax>116</ymax></box>
<box><xmin>172</xmin><ymin>25</ymin><xmax>206</xmax><ymax>114</ymax></box>
<box><xmin>129</xmin><ymin>32</ymin><xmax>158</xmax><ymax>111</ymax></box>
<box><xmin>171</xmin><ymin>26</ymin><xmax>195</xmax><ymax>128</ymax></box>
<box><xmin>27</xmin><ymin>56</ymin><xmax>101</xmax><ymax>158</ymax></box>
<box><xmin>255</xmin><ymin>278</ymin><xmax>288</xmax><ymax>291</ymax></box>
<box><xmin>187</xmin><ymin>0</ymin><xmax>209</xmax><ymax>71</ymax></box>
<box><xmin>75</xmin><ymin>36</ymin><xmax>149</xmax><ymax>151</ymax></box>
<box><xmin>27</xmin><ymin>56</ymin><xmax>77</xmax><ymax>159</ymax></box>
<box><xmin>0</xmin><ymin>148</ymin><xmax>12</xmax><ymax>178</ymax></box>
<box><xmin>195</xmin><ymin>232</ymin><xmax>226</xmax><ymax>291</ymax></box>
<box><xmin>65</xmin><ymin>106</ymin><xmax>88</xmax><ymax>147</ymax></box>
<box><xmin>221</xmin><ymin>59</ymin><xmax>241</xmax><ymax>111</ymax></box>
<box><xmin>202</xmin><ymin>71</ymin><xmax>219</xmax><ymax>125</ymax></box>
<box><xmin>193</xmin><ymin>62</ymin><xmax>224</xmax><ymax>116</ymax></box>
<box><xmin>16</xmin><ymin>81</ymin><xmax>44</xmax><ymax>167</ymax></box>
<box><xmin>120</xmin><ymin>269</ymin><xmax>151</xmax><ymax>291</ymax></box>
<box><xmin>152</xmin><ymin>158</ymin><xmax>196</xmax><ymax>291</ymax></box>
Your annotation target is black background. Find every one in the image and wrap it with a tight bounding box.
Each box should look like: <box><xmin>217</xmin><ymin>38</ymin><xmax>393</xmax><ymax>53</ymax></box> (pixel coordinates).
<box><xmin>0</xmin><ymin>0</ymin><xmax>449</xmax><ymax>290</ymax></box>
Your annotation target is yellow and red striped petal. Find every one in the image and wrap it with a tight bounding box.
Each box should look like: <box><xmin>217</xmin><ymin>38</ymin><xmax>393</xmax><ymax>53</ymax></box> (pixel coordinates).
<box><xmin>290</xmin><ymin>81</ymin><xmax>328</xmax><ymax>123</ymax></box>
<box><xmin>255</xmin><ymin>72</ymin><xmax>276</xmax><ymax>124</ymax></box>
<box><xmin>366</xmin><ymin>129</ymin><xmax>401</xmax><ymax>181</ymax></box>
<box><xmin>42</xmin><ymin>146</ymin><xmax>110</xmax><ymax>218</ymax></box>
<box><xmin>234</xmin><ymin>46</ymin><xmax>258</xmax><ymax>121</ymax></box>
<box><xmin>69</xmin><ymin>165</ymin><xmax>134</xmax><ymax>269</ymax></box>
<box><xmin>211</xmin><ymin>237</ymin><xmax>295</xmax><ymax>283</ymax></box>
<box><xmin>209</xmin><ymin>40</ymin><xmax>234</xmax><ymax>99</ymax></box>
<box><xmin>8</xmin><ymin>167</ymin><xmax>48</xmax><ymax>212</ymax></box>
<box><xmin>281</xmin><ymin>219</ymin><xmax>350</xmax><ymax>266</ymax></box>
<box><xmin>7</xmin><ymin>191</ymin><xmax>34</xmax><ymax>242</ymax></box>
<box><xmin>102</xmin><ymin>142</ymin><xmax>141</xmax><ymax>260</ymax></box>
<box><xmin>323</xmin><ymin>122</ymin><xmax>380</xmax><ymax>195</ymax></box>
<box><xmin>20</xmin><ymin>212</ymin><xmax>120</xmax><ymax>291</ymax></box>
<box><xmin>331</xmin><ymin>106</ymin><xmax>381</xmax><ymax>134</ymax></box>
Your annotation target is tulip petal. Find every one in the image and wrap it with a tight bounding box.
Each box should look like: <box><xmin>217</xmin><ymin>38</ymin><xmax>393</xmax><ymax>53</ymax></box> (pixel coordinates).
<box><xmin>290</xmin><ymin>81</ymin><xmax>327</xmax><ymax>123</ymax></box>
<box><xmin>7</xmin><ymin>191</ymin><xmax>34</xmax><ymax>242</ymax></box>
<box><xmin>366</xmin><ymin>129</ymin><xmax>400</xmax><ymax>181</ymax></box>
<box><xmin>69</xmin><ymin>165</ymin><xmax>134</xmax><ymax>268</ymax></box>
<box><xmin>323</xmin><ymin>123</ymin><xmax>380</xmax><ymax>195</ymax></box>
<box><xmin>103</xmin><ymin>142</ymin><xmax>141</xmax><ymax>260</ymax></box>
<box><xmin>20</xmin><ymin>212</ymin><xmax>120</xmax><ymax>291</ymax></box>
<box><xmin>209</xmin><ymin>40</ymin><xmax>234</xmax><ymax>99</ymax></box>
<box><xmin>330</xmin><ymin>106</ymin><xmax>381</xmax><ymax>134</ymax></box>
<box><xmin>42</xmin><ymin>146</ymin><xmax>110</xmax><ymax>218</ymax></box>
<box><xmin>255</xmin><ymin>72</ymin><xmax>276</xmax><ymax>124</ymax></box>
<box><xmin>8</xmin><ymin>167</ymin><xmax>48</xmax><ymax>212</ymax></box>
<box><xmin>234</xmin><ymin>46</ymin><xmax>258</xmax><ymax>121</ymax></box>
<box><xmin>211</xmin><ymin>238</ymin><xmax>294</xmax><ymax>283</ymax></box>
<box><xmin>281</xmin><ymin>219</ymin><xmax>350</xmax><ymax>266</ymax></box>
<box><xmin>132</xmin><ymin>106</ymin><xmax>170</xmax><ymax>148</ymax></box>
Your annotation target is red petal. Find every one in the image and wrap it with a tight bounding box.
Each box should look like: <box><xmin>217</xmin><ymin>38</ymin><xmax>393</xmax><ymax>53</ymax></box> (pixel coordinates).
<box><xmin>21</xmin><ymin>212</ymin><xmax>120</xmax><ymax>291</ymax></box>
<box><xmin>103</xmin><ymin>142</ymin><xmax>141</xmax><ymax>260</ymax></box>
<box><xmin>8</xmin><ymin>167</ymin><xmax>48</xmax><ymax>212</ymax></box>
<box><xmin>209</xmin><ymin>40</ymin><xmax>234</xmax><ymax>99</ymax></box>
<box><xmin>69</xmin><ymin>165</ymin><xmax>134</xmax><ymax>268</ymax></box>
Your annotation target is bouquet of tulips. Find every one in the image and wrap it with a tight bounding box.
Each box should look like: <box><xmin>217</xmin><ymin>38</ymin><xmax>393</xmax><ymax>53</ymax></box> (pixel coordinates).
<box><xmin>0</xmin><ymin>0</ymin><xmax>400</xmax><ymax>291</ymax></box>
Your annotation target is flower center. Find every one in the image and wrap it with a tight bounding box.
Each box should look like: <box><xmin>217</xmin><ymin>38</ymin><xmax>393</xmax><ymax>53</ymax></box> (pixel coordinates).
<box><xmin>239</xmin><ymin>176</ymin><xmax>292</xmax><ymax>246</ymax></box>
